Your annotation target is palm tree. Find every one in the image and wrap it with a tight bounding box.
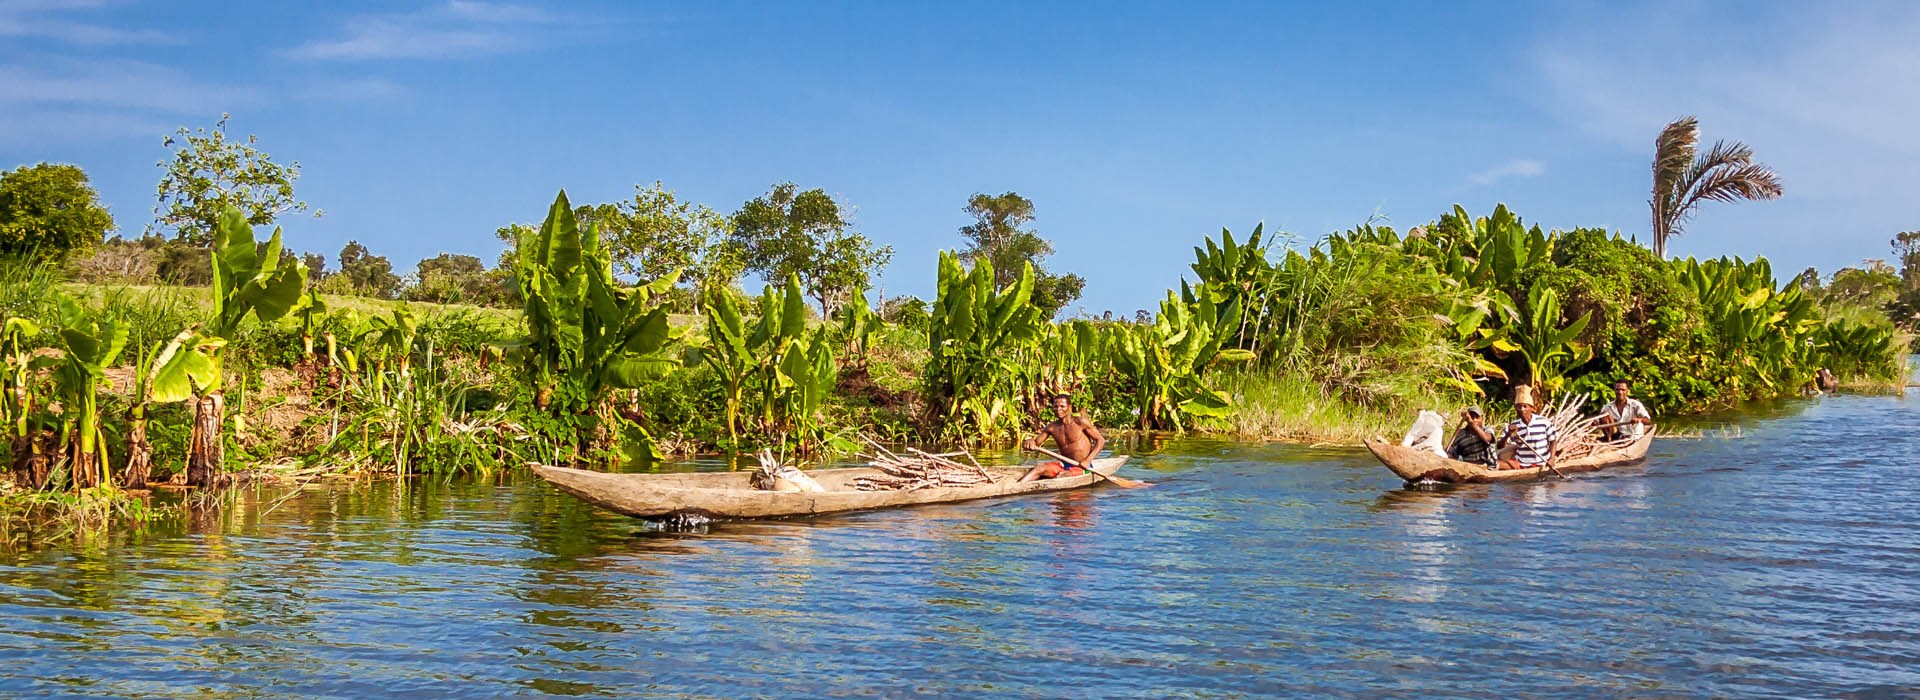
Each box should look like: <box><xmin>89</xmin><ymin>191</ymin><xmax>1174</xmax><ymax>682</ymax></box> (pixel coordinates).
<box><xmin>1649</xmin><ymin>116</ymin><xmax>1784</xmax><ymax>258</ymax></box>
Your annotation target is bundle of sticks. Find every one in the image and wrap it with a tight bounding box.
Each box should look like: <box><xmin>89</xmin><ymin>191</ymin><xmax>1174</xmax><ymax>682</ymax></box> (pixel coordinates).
<box><xmin>1537</xmin><ymin>392</ymin><xmax>1614</xmax><ymax>462</ymax></box>
<box><xmin>850</xmin><ymin>439</ymin><xmax>999</xmax><ymax>492</ymax></box>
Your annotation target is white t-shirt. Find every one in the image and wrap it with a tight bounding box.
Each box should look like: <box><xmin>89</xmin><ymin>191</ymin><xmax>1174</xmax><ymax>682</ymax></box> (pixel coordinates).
<box><xmin>1603</xmin><ymin>398</ymin><xmax>1651</xmax><ymax>439</ymax></box>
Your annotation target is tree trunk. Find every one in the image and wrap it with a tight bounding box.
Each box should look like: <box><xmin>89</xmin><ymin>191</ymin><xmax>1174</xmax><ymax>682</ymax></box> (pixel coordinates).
<box><xmin>123</xmin><ymin>408</ymin><xmax>151</xmax><ymax>490</ymax></box>
<box><xmin>186</xmin><ymin>392</ymin><xmax>224</xmax><ymax>488</ymax></box>
<box><xmin>70</xmin><ymin>439</ymin><xmax>100</xmax><ymax>489</ymax></box>
<box><xmin>12</xmin><ymin>431</ymin><xmax>49</xmax><ymax>490</ymax></box>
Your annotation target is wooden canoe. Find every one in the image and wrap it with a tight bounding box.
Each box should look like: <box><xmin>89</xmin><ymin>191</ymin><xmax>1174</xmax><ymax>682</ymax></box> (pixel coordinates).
<box><xmin>1365</xmin><ymin>430</ymin><xmax>1655</xmax><ymax>484</ymax></box>
<box><xmin>530</xmin><ymin>456</ymin><xmax>1130</xmax><ymax>520</ymax></box>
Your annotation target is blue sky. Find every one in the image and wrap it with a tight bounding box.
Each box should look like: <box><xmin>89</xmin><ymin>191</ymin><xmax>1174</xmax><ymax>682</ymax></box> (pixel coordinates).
<box><xmin>4</xmin><ymin>0</ymin><xmax>1916</xmax><ymax>315</ymax></box>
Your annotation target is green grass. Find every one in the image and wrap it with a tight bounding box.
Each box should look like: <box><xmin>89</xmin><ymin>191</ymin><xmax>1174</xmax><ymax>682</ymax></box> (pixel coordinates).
<box><xmin>1217</xmin><ymin>368</ymin><xmax>1466</xmax><ymax>444</ymax></box>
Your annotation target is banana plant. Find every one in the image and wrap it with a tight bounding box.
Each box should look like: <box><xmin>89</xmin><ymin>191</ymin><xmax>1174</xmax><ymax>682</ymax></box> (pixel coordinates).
<box><xmin>1505</xmin><ymin>287</ymin><xmax>1593</xmax><ymax>395</ymax></box>
<box><xmin>360</xmin><ymin>305</ymin><xmax>419</xmax><ymax>376</ymax></box>
<box><xmin>46</xmin><ymin>299</ymin><xmax>129</xmax><ymax>490</ymax></box>
<box><xmin>1188</xmin><ymin>224</ymin><xmax>1273</xmax><ymax>353</ymax></box>
<box><xmin>694</xmin><ymin>286</ymin><xmax>759</xmax><ymax>443</ymax></box>
<box><xmin>925</xmin><ymin>253</ymin><xmax>1043</xmax><ymax>441</ymax></box>
<box><xmin>837</xmin><ymin>284</ymin><xmax>878</xmax><ymax>370</ymax></box>
<box><xmin>747</xmin><ymin>275</ymin><xmax>810</xmax><ymax>434</ymax></box>
<box><xmin>1109</xmin><ymin>291</ymin><xmax>1255</xmax><ymax>431</ymax></box>
<box><xmin>119</xmin><ymin>326</ymin><xmax>200</xmax><ymax>489</ymax></box>
<box><xmin>513</xmin><ymin>190</ymin><xmax>680</xmax><ymax>459</ymax></box>
<box><xmin>292</xmin><ymin>289</ymin><xmax>328</xmax><ymax>357</ymax></box>
<box><xmin>1017</xmin><ymin>320</ymin><xmax>1104</xmax><ymax>419</ymax></box>
<box><xmin>3</xmin><ymin>316</ymin><xmax>44</xmax><ymax>487</ymax></box>
<box><xmin>775</xmin><ymin>330</ymin><xmax>841</xmax><ymax>452</ymax></box>
<box><xmin>183</xmin><ymin>206</ymin><xmax>307</xmax><ymax>487</ymax></box>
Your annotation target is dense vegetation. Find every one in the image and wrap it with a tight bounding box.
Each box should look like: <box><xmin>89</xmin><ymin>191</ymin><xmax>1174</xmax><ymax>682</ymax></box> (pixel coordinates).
<box><xmin>2</xmin><ymin>114</ymin><xmax>1914</xmax><ymax>531</ymax></box>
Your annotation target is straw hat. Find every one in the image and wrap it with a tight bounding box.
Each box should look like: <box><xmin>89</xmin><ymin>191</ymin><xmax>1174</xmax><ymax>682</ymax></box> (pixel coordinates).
<box><xmin>1512</xmin><ymin>384</ymin><xmax>1536</xmax><ymax>407</ymax></box>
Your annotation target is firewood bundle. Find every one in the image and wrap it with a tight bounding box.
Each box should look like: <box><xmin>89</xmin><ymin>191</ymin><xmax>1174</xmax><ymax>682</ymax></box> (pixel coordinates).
<box><xmin>851</xmin><ymin>441</ymin><xmax>998</xmax><ymax>492</ymax></box>
<box><xmin>1539</xmin><ymin>392</ymin><xmax>1614</xmax><ymax>462</ymax></box>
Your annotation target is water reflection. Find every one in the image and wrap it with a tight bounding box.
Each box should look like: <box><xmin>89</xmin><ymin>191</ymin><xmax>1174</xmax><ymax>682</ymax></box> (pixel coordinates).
<box><xmin>2</xmin><ymin>392</ymin><xmax>1918</xmax><ymax>696</ymax></box>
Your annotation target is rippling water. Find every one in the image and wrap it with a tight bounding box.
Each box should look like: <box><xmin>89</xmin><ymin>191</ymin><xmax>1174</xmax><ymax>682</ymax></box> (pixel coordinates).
<box><xmin>4</xmin><ymin>388</ymin><xmax>1919</xmax><ymax>697</ymax></box>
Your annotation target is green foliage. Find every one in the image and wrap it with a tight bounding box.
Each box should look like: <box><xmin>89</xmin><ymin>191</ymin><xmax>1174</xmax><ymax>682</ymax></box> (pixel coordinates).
<box><xmin>576</xmin><ymin>181</ymin><xmax>737</xmax><ymax>299</ymax></box>
<box><xmin>0</xmin><ymin>163</ymin><xmax>114</xmax><ymax>260</ymax></box>
<box><xmin>1814</xmin><ymin>318</ymin><xmax>1902</xmax><ymax>382</ymax></box>
<box><xmin>1108</xmin><ymin>292</ymin><xmax>1251</xmax><ymax>431</ymax></box>
<box><xmin>331</xmin><ymin>241</ymin><xmax>402</xmax><ymax>300</ymax></box>
<box><xmin>729</xmin><ymin>183</ymin><xmax>894</xmax><ymax>314</ymax></box>
<box><xmin>925</xmin><ymin>252</ymin><xmax>1042</xmax><ymax>441</ymax></box>
<box><xmin>405</xmin><ymin>253</ymin><xmax>514</xmax><ymax>307</ymax></box>
<box><xmin>957</xmin><ymin>192</ymin><xmax>1085</xmax><ymax>317</ymax></box>
<box><xmin>837</xmin><ymin>285</ymin><xmax>878</xmax><ymax>370</ymax></box>
<box><xmin>46</xmin><ymin>299</ymin><xmax>129</xmax><ymax>487</ymax></box>
<box><xmin>150</xmin><ymin>114</ymin><xmax>318</xmax><ymax>245</ymax></box>
<box><xmin>512</xmin><ymin>191</ymin><xmax>681</xmax><ymax>458</ymax></box>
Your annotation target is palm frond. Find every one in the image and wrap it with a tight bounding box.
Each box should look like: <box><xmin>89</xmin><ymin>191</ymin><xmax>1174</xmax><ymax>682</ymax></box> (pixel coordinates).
<box><xmin>1682</xmin><ymin>161</ymin><xmax>1784</xmax><ymax>210</ymax></box>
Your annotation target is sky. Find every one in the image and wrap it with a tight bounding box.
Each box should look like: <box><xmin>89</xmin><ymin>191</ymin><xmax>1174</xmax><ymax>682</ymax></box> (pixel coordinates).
<box><xmin>3</xmin><ymin>0</ymin><xmax>1917</xmax><ymax>316</ymax></box>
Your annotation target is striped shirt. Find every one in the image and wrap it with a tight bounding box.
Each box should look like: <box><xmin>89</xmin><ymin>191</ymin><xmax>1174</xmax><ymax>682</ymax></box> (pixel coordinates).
<box><xmin>1505</xmin><ymin>415</ymin><xmax>1558</xmax><ymax>466</ymax></box>
<box><xmin>1602</xmin><ymin>398</ymin><xmax>1650</xmax><ymax>440</ymax></box>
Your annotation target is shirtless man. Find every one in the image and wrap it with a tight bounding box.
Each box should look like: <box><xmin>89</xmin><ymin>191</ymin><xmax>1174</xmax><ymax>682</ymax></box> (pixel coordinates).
<box><xmin>1018</xmin><ymin>394</ymin><xmax>1106</xmax><ymax>482</ymax></box>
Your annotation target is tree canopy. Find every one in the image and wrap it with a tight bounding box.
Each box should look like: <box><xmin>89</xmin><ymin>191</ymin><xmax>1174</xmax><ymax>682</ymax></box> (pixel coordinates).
<box><xmin>0</xmin><ymin>162</ymin><xmax>114</xmax><ymax>260</ymax></box>
<box><xmin>957</xmin><ymin>191</ymin><xmax>1084</xmax><ymax>317</ymax></box>
<box><xmin>151</xmin><ymin>114</ymin><xmax>318</xmax><ymax>245</ymax></box>
<box><xmin>729</xmin><ymin>183</ymin><xmax>892</xmax><ymax>313</ymax></box>
<box><xmin>575</xmin><ymin>182</ymin><xmax>736</xmax><ymax>292</ymax></box>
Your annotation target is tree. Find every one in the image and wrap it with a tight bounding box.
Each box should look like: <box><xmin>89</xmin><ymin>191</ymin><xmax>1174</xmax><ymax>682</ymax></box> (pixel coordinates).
<box><xmin>406</xmin><ymin>253</ymin><xmax>511</xmax><ymax>306</ymax></box>
<box><xmin>1893</xmin><ymin>231</ymin><xmax>1920</xmax><ymax>291</ymax></box>
<box><xmin>575</xmin><ymin>182</ymin><xmax>736</xmax><ymax>294</ymax></box>
<box><xmin>1823</xmin><ymin>261</ymin><xmax>1902</xmax><ymax>309</ymax></box>
<box><xmin>337</xmin><ymin>241</ymin><xmax>401</xmax><ymax>299</ymax></box>
<box><xmin>729</xmin><ymin>183</ymin><xmax>893</xmax><ymax>314</ymax></box>
<box><xmin>151</xmin><ymin>114</ymin><xmax>319</xmax><ymax>245</ymax></box>
<box><xmin>0</xmin><ymin>163</ymin><xmax>114</xmax><ymax>260</ymax></box>
<box><xmin>957</xmin><ymin>192</ymin><xmax>1086</xmax><ymax>317</ymax></box>
<box><xmin>1649</xmin><ymin>116</ymin><xmax>1783</xmax><ymax>259</ymax></box>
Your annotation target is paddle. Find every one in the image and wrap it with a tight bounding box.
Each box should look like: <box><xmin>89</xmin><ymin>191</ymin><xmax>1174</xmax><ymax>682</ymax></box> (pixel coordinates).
<box><xmin>1027</xmin><ymin>445</ymin><xmax>1149</xmax><ymax>488</ymax></box>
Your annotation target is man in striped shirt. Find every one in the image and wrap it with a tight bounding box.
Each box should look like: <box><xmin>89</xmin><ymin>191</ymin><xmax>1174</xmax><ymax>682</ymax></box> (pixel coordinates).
<box><xmin>1498</xmin><ymin>385</ymin><xmax>1557</xmax><ymax>471</ymax></box>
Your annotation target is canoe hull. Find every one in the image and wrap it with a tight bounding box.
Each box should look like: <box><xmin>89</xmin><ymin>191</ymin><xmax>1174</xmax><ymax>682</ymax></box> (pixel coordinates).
<box><xmin>1365</xmin><ymin>431</ymin><xmax>1654</xmax><ymax>484</ymax></box>
<box><xmin>532</xmin><ymin>456</ymin><xmax>1130</xmax><ymax>520</ymax></box>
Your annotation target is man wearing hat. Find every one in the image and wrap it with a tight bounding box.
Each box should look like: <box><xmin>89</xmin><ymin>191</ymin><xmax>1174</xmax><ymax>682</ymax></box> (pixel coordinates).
<box><xmin>1446</xmin><ymin>405</ymin><xmax>1496</xmax><ymax>466</ymax></box>
<box><xmin>1498</xmin><ymin>385</ymin><xmax>1558</xmax><ymax>471</ymax></box>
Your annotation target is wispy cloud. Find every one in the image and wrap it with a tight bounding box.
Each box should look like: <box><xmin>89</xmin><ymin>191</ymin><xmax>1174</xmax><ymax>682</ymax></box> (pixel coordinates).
<box><xmin>0</xmin><ymin>60</ymin><xmax>258</xmax><ymax>145</ymax></box>
<box><xmin>1467</xmin><ymin>159</ymin><xmax>1545</xmax><ymax>187</ymax></box>
<box><xmin>295</xmin><ymin>77</ymin><xmax>408</xmax><ymax>102</ymax></box>
<box><xmin>1532</xmin><ymin>3</ymin><xmax>1920</xmax><ymax>201</ymax></box>
<box><xmin>0</xmin><ymin>0</ymin><xmax>179</xmax><ymax>45</ymax></box>
<box><xmin>284</xmin><ymin>1</ymin><xmax>555</xmax><ymax>61</ymax></box>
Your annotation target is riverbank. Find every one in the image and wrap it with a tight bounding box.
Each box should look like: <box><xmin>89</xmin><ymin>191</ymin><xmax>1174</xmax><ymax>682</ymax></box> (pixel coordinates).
<box><xmin>4</xmin><ymin>391</ymin><xmax>1917</xmax><ymax>696</ymax></box>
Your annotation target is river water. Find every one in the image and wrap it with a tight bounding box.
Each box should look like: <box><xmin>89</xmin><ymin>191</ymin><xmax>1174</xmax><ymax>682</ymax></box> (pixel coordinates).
<box><xmin>3</xmin><ymin>387</ymin><xmax>1918</xmax><ymax>698</ymax></box>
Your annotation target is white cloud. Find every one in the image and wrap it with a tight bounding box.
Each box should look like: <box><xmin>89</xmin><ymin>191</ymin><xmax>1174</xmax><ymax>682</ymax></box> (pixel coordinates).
<box><xmin>1532</xmin><ymin>3</ymin><xmax>1920</xmax><ymax>201</ymax></box>
<box><xmin>0</xmin><ymin>0</ymin><xmax>178</xmax><ymax>45</ymax></box>
<box><xmin>295</xmin><ymin>77</ymin><xmax>408</xmax><ymax>102</ymax></box>
<box><xmin>284</xmin><ymin>1</ymin><xmax>554</xmax><ymax>61</ymax></box>
<box><xmin>1467</xmin><ymin>159</ymin><xmax>1545</xmax><ymax>187</ymax></box>
<box><xmin>0</xmin><ymin>60</ymin><xmax>258</xmax><ymax>146</ymax></box>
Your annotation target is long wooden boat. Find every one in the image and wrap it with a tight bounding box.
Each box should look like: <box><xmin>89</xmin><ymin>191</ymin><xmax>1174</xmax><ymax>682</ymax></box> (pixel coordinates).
<box><xmin>530</xmin><ymin>456</ymin><xmax>1130</xmax><ymax>520</ymax></box>
<box><xmin>1364</xmin><ymin>430</ymin><xmax>1655</xmax><ymax>484</ymax></box>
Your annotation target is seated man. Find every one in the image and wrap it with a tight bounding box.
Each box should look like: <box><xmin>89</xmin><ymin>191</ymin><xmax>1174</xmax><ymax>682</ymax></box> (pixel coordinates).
<box><xmin>1600</xmin><ymin>380</ymin><xmax>1652</xmax><ymax>442</ymax></box>
<box><xmin>1497</xmin><ymin>386</ymin><xmax>1557</xmax><ymax>471</ymax></box>
<box><xmin>1019</xmin><ymin>394</ymin><xmax>1106</xmax><ymax>482</ymax></box>
<box><xmin>1446</xmin><ymin>406</ymin><xmax>1496</xmax><ymax>466</ymax></box>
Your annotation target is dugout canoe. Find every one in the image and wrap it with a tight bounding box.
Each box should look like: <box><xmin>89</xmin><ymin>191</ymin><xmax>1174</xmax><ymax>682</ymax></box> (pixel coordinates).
<box><xmin>1364</xmin><ymin>430</ymin><xmax>1655</xmax><ymax>484</ymax></box>
<box><xmin>530</xmin><ymin>456</ymin><xmax>1130</xmax><ymax>520</ymax></box>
